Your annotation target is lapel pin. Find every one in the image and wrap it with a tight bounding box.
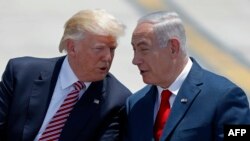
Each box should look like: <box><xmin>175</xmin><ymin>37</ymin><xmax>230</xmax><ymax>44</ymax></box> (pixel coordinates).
<box><xmin>93</xmin><ymin>99</ymin><xmax>100</xmax><ymax>104</ymax></box>
<box><xmin>181</xmin><ymin>98</ymin><xmax>188</xmax><ymax>103</ymax></box>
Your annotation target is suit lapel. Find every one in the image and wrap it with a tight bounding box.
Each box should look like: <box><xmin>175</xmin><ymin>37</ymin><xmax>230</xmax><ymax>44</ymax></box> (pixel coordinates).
<box><xmin>160</xmin><ymin>59</ymin><xmax>203</xmax><ymax>141</ymax></box>
<box><xmin>142</xmin><ymin>86</ymin><xmax>157</xmax><ymax>141</ymax></box>
<box><xmin>59</xmin><ymin>80</ymin><xmax>105</xmax><ymax>140</ymax></box>
<box><xmin>131</xmin><ymin>86</ymin><xmax>157</xmax><ymax>141</ymax></box>
<box><xmin>22</xmin><ymin>57</ymin><xmax>65</xmax><ymax>141</ymax></box>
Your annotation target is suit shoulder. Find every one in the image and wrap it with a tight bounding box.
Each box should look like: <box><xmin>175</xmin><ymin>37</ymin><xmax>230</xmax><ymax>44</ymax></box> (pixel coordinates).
<box><xmin>203</xmin><ymin>69</ymin><xmax>239</xmax><ymax>90</ymax></box>
<box><xmin>3</xmin><ymin>56</ymin><xmax>65</xmax><ymax>80</ymax></box>
<box><xmin>128</xmin><ymin>85</ymin><xmax>152</xmax><ymax>101</ymax></box>
<box><xmin>191</xmin><ymin>59</ymin><xmax>241</xmax><ymax>92</ymax></box>
<box><xmin>8</xmin><ymin>56</ymin><xmax>62</xmax><ymax>68</ymax></box>
<box><xmin>106</xmin><ymin>73</ymin><xmax>132</xmax><ymax>97</ymax></box>
<box><xmin>196</xmin><ymin>69</ymin><xmax>249</xmax><ymax>105</ymax></box>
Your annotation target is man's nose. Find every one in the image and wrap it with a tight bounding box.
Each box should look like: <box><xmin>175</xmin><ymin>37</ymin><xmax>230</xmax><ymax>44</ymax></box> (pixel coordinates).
<box><xmin>132</xmin><ymin>54</ymin><xmax>142</xmax><ymax>65</ymax></box>
<box><xmin>103</xmin><ymin>49</ymin><xmax>112</xmax><ymax>62</ymax></box>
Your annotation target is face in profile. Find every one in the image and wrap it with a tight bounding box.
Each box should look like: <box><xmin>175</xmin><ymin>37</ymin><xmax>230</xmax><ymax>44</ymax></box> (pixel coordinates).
<box><xmin>67</xmin><ymin>32</ymin><xmax>117</xmax><ymax>82</ymax></box>
<box><xmin>131</xmin><ymin>22</ymin><xmax>175</xmax><ymax>87</ymax></box>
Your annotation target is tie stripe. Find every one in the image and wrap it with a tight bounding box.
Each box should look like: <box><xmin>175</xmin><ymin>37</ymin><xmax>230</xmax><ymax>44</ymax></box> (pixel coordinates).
<box><xmin>39</xmin><ymin>81</ymin><xmax>84</xmax><ymax>141</ymax></box>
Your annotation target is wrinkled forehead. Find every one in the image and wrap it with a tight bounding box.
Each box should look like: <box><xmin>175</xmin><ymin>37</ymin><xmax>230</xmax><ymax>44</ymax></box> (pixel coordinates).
<box><xmin>133</xmin><ymin>22</ymin><xmax>154</xmax><ymax>35</ymax></box>
<box><xmin>132</xmin><ymin>22</ymin><xmax>154</xmax><ymax>44</ymax></box>
<box><xmin>89</xmin><ymin>33</ymin><xmax>118</xmax><ymax>45</ymax></box>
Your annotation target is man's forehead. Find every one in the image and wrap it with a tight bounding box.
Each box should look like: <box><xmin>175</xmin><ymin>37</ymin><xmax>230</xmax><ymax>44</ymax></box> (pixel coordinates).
<box><xmin>87</xmin><ymin>32</ymin><xmax>116</xmax><ymax>41</ymax></box>
<box><xmin>104</xmin><ymin>35</ymin><xmax>116</xmax><ymax>42</ymax></box>
<box><xmin>132</xmin><ymin>29</ymin><xmax>153</xmax><ymax>44</ymax></box>
<box><xmin>92</xmin><ymin>34</ymin><xmax>117</xmax><ymax>44</ymax></box>
<box><xmin>133</xmin><ymin>23</ymin><xmax>153</xmax><ymax>36</ymax></box>
<box><xmin>134</xmin><ymin>22</ymin><xmax>153</xmax><ymax>32</ymax></box>
<box><xmin>96</xmin><ymin>34</ymin><xmax>116</xmax><ymax>40</ymax></box>
<box><xmin>132</xmin><ymin>34</ymin><xmax>147</xmax><ymax>43</ymax></box>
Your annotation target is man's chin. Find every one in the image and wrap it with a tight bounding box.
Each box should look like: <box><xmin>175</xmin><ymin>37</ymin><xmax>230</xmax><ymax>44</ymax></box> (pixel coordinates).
<box><xmin>92</xmin><ymin>74</ymin><xmax>108</xmax><ymax>82</ymax></box>
<box><xmin>142</xmin><ymin>77</ymin><xmax>151</xmax><ymax>85</ymax></box>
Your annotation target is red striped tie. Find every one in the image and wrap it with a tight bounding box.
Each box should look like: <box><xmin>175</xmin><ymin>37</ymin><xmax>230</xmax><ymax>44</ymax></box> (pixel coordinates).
<box><xmin>38</xmin><ymin>81</ymin><xmax>85</xmax><ymax>141</ymax></box>
<box><xmin>154</xmin><ymin>90</ymin><xmax>172</xmax><ymax>141</ymax></box>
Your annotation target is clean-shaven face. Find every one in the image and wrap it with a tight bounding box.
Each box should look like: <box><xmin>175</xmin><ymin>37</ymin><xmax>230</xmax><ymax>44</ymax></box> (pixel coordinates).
<box><xmin>71</xmin><ymin>33</ymin><xmax>117</xmax><ymax>82</ymax></box>
<box><xmin>131</xmin><ymin>22</ymin><xmax>174</xmax><ymax>86</ymax></box>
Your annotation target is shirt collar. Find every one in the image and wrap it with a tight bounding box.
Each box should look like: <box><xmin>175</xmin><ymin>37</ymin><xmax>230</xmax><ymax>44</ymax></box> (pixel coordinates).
<box><xmin>59</xmin><ymin>56</ymin><xmax>79</xmax><ymax>90</ymax></box>
<box><xmin>59</xmin><ymin>56</ymin><xmax>92</xmax><ymax>90</ymax></box>
<box><xmin>157</xmin><ymin>58</ymin><xmax>193</xmax><ymax>95</ymax></box>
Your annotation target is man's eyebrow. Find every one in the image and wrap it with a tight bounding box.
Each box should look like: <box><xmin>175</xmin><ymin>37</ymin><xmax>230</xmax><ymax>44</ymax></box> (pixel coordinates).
<box><xmin>132</xmin><ymin>38</ymin><xmax>148</xmax><ymax>46</ymax></box>
<box><xmin>95</xmin><ymin>42</ymin><xmax>117</xmax><ymax>47</ymax></box>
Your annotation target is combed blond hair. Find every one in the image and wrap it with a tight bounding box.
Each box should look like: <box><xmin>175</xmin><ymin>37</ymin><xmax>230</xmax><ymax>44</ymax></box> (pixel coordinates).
<box><xmin>59</xmin><ymin>9</ymin><xmax>126</xmax><ymax>52</ymax></box>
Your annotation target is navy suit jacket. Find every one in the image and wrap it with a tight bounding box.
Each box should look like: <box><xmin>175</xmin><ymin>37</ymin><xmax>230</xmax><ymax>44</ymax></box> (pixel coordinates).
<box><xmin>0</xmin><ymin>56</ymin><xmax>131</xmax><ymax>141</ymax></box>
<box><xmin>124</xmin><ymin>59</ymin><xmax>250</xmax><ymax>141</ymax></box>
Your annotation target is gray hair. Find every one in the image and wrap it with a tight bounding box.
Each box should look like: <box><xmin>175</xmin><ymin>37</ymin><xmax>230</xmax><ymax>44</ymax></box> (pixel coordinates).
<box><xmin>138</xmin><ymin>11</ymin><xmax>187</xmax><ymax>53</ymax></box>
<box><xmin>59</xmin><ymin>9</ymin><xmax>126</xmax><ymax>52</ymax></box>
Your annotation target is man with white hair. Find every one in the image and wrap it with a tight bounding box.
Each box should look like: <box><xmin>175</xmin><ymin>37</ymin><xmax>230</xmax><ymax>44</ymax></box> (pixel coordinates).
<box><xmin>124</xmin><ymin>11</ymin><xmax>250</xmax><ymax>141</ymax></box>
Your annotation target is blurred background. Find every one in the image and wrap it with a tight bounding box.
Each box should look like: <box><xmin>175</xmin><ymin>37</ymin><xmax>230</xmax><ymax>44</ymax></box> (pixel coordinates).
<box><xmin>0</xmin><ymin>0</ymin><xmax>249</xmax><ymax>100</ymax></box>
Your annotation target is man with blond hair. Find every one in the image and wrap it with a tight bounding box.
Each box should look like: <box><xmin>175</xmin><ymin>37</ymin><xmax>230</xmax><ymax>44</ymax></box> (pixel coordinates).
<box><xmin>0</xmin><ymin>9</ymin><xmax>131</xmax><ymax>141</ymax></box>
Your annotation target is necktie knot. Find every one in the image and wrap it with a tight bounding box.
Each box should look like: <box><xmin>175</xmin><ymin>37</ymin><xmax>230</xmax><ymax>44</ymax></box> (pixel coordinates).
<box><xmin>74</xmin><ymin>81</ymin><xmax>85</xmax><ymax>91</ymax></box>
<box><xmin>161</xmin><ymin>89</ymin><xmax>172</xmax><ymax>102</ymax></box>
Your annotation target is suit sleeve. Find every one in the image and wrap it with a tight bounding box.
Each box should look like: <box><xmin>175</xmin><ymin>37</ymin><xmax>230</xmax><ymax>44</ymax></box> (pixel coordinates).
<box><xmin>0</xmin><ymin>59</ymin><xmax>15</xmax><ymax>140</ymax></box>
<box><xmin>215</xmin><ymin>86</ymin><xmax>250</xmax><ymax>140</ymax></box>
<box><xmin>96</xmin><ymin>106</ymin><xmax>127</xmax><ymax>141</ymax></box>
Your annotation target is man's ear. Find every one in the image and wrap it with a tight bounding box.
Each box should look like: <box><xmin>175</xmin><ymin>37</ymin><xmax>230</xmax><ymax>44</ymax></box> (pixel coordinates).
<box><xmin>66</xmin><ymin>39</ymin><xmax>76</xmax><ymax>56</ymax></box>
<box><xmin>169</xmin><ymin>38</ymin><xmax>180</xmax><ymax>55</ymax></box>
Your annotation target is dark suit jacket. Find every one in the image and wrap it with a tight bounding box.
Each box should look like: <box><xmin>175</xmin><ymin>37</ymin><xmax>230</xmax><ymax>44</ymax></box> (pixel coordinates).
<box><xmin>124</xmin><ymin>58</ymin><xmax>250</xmax><ymax>141</ymax></box>
<box><xmin>0</xmin><ymin>56</ymin><xmax>131</xmax><ymax>141</ymax></box>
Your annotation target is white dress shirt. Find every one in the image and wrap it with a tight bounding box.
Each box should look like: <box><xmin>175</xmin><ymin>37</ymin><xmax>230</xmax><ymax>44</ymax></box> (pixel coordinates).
<box><xmin>34</xmin><ymin>56</ymin><xmax>91</xmax><ymax>141</ymax></box>
<box><xmin>154</xmin><ymin>58</ymin><xmax>193</xmax><ymax>121</ymax></box>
